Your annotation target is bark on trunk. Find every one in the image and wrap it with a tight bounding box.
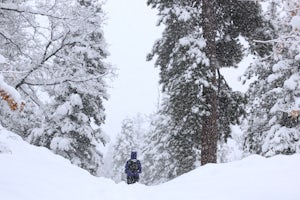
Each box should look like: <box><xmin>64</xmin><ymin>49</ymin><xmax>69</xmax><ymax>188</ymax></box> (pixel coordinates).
<box><xmin>201</xmin><ymin>0</ymin><xmax>218</xmax><ymax>165</ymax></box>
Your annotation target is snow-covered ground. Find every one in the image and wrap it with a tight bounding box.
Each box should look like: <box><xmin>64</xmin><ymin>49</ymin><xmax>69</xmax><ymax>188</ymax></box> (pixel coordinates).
<box><xmin>1</xmin><ymin>127</ymin><xmax>299</xmax><ymax>200</ymax></box>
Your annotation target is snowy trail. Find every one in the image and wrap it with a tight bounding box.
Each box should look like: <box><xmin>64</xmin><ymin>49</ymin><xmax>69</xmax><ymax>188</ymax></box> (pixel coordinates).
<box><xmin>1</xmin><ymin>129</ymin><xmax>300</xmax><ymax>200</ymax></box>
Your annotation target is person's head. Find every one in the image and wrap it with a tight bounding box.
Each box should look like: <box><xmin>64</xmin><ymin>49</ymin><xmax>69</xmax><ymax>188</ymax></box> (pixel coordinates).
<box><xmin>131</xmin><ymin>151</ymin><xmax>137</xmax><ymax>159</ymax></box>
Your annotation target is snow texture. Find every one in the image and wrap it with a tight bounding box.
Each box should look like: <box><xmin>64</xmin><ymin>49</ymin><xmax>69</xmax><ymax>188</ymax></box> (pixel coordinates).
<box><xmin>291</xmin><ymin>16</ymin><xmax>300</xmax><ymax>31</ymax></box>
<box><xmin>1</xmin><ymin>127</ymin><xmax>300</xmax><ymax>200</ymax></box>
<box><xmin>54</xmin><ymin>94</ymin><xmax>83</xmax><ymax>116</ymax></box>
<box><xmin>0</xmin><ymin>54</ymin><xmax>6</xmax><ymax>64</ymax></box>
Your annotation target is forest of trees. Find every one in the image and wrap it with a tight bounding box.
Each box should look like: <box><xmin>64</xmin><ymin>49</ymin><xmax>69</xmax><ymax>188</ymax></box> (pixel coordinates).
<box><xmin>0</xmin><ymin>0</ymin><xmax>111</xmax><ymax>175</ymax></box>
<box><xmin>1</xmin><ymin>0</ymin><xmax>300</xmax><ymax>185</ymax></box>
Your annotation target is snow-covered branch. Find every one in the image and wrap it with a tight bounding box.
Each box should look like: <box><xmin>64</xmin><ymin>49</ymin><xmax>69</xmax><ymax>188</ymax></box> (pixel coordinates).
<box><xmin>0</xmin><ymin>32</ymin><xmax>31</xmax><ymax>59</ymax></box>
<box><xmin>253</xmin><ymin>35</ymin><xmax>299</xmax><ymax>44</ymax></box>
<box><xmin>22</xmin><ymin>74</ymin><xmax>108</xmax><ymax>86</ymax></box>
<box><xmin>0</xmin><ymin>74</ymin><xmax>25</xmax><ymax>111</ymax></box>
<box><xmin>15</xmin><ymin>30</ymin><xmax>74</xmax><ymax>89</ymax></box>
<box><xmin>0</xmin><ymin>3</ymin><xmax>69</xmax><ymax>20</ymax></box>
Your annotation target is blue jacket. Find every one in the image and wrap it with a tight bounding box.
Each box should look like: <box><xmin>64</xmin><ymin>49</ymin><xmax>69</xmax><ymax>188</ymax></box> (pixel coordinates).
<box><xmin>125</xmin><ymin>152</ymin><xmax>142</xmax><ymax>176</ymax></box>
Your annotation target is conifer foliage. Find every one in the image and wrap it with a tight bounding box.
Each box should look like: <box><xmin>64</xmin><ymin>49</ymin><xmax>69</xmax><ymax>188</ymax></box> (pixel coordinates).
<box><xmin>141</xmin><ymin>113</ymin><xmax>176</xmax><ymax>185</ymax></box>
<box><xmin>146</xmin><ymin>0</ymin><xmax>270</xmax><ymax>178</ymax></box>
<box><xmin>244</xmin><ymin>0</ymin><xmax>300</xmax><ymax>156</ymax></box>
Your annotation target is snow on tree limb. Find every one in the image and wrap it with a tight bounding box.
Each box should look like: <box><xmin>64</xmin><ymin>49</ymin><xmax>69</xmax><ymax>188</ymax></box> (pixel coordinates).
<box><xmin>0</xmin><ymin>3</ymin><xmax>69</xmax><ymax>20</ymax></box>
<box><xmin>0</xmin><ymin>74</ymin><xmax>25</xmax><ymax>111</ymax></box>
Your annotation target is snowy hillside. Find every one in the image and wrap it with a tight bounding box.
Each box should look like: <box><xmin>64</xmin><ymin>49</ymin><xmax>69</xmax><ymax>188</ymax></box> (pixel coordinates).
<box><xmin>1</xmin><ymin>127</ymin><xmax>300</xmax><ymax>200</ymax></box>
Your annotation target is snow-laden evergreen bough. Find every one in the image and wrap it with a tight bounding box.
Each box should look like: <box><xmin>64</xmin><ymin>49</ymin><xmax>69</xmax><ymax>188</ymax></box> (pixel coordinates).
<box><xmin>244</xmin><ymin>0</ymin><xmax>300</xmax><ymax>156</ymax></box>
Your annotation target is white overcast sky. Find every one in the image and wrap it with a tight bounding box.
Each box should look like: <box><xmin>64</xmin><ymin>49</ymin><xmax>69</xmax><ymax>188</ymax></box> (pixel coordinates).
<box><xmin>102</xmin><ymin>0</ymin><xmax>162</xmax><ymax>140</ymax></box>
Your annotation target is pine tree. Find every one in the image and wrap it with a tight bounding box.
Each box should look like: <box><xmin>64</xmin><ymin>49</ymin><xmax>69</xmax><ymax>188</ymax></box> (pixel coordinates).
<box><xmin>147</xmin><ymin>0</ymin><xmax>271</xmax><ymax>174</ymax></box>
<box><xmin>244</xmin><ymin>0</ymin><xmax>300</xmax><ymax>156</ymax></box>
<box><xmin>141</xmin><ymin>112</ymin><xmax>182</xmax><ymax>185</ymax></box>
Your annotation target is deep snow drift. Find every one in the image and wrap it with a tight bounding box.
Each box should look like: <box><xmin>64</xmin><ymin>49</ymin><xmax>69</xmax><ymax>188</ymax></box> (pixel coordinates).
<box><xmin>1</xmin><ymin>127</ymin><xmax>299</xmax><ymax>200</ymax></box>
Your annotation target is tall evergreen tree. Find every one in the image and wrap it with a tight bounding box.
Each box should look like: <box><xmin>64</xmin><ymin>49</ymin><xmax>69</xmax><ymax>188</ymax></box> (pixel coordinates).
<box><xmin>147</xmin><ymin>0</ymin><xmax>271</xmax><ymax>174</ymax></box>
<box><xmin>141</xmin><ymin>111</ymin><xmax>180</xmax><ymax>185</ymax></box>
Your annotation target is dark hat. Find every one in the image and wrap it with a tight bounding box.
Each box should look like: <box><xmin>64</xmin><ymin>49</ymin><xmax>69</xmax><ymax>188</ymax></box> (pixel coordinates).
<box><xmin>131</xmin><ymin>151</ymin><xmax>137</xmax><ymax>159</ymax></box>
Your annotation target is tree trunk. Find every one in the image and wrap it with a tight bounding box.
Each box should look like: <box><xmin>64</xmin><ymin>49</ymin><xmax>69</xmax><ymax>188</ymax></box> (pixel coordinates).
<box><xmin>201</xmin><ymin>0</ymin><xmax>218</xmax><ymax>165</ymax></box>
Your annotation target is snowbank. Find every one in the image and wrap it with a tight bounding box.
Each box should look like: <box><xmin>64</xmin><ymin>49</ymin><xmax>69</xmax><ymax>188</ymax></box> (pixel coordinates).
<box><xmin>0</xmin><ymin>127</ymin><xmax>300</xmax><ymax>200</ymax></box>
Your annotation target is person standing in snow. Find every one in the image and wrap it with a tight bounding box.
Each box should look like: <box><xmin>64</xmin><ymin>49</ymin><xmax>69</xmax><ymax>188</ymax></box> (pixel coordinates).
<box><xmin>125</xmin><ymin>151</ymin><xmax>142</xmax><ymax>184</ymax></box>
